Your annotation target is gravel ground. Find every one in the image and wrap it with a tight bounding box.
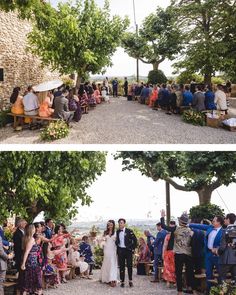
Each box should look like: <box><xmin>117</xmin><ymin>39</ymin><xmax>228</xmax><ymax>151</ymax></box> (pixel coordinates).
<box><xmin>45</xmin><ymin>269</ymin><xmax>177</xmax><ymax>295</ymax></box>
<box><xmin>0</xmin><ymin>97</ymin><xmax>236</xmax><ymax>144</ymax></box>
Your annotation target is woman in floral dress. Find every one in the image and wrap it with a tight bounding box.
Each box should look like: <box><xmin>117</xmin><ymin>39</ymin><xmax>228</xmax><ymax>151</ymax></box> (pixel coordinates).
<box><xmin>21</xmin><ymin>224</ymin><xmax>43</xmax><ymax>295</ymax></box>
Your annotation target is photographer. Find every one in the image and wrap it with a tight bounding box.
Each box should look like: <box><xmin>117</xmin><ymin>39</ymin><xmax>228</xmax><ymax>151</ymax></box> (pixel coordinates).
<box><xmin>218</xmin><ymin>213</ymin><xmax>236</xmax><ymax>283</ymax></box>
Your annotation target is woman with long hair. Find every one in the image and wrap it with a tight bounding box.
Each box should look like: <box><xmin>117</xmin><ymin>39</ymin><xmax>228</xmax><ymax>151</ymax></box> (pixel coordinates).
<box><xmin>136</xmin><ymin>237</ymin><xmax>151</xmax><ymax>275</ymax></box>
<box><xmin>100</xmin><ymin>220</ymin><xmax>118</xmax><ymax>287</ymax></box>
<box><xmin>10</xmin><ymin>87</ymin><xmax>24</xmax><ymax>115</ymax></box>
<box><xmin>21</xmin><ymin>224</ymin><xmax>43</xmax><ymax>295</ymax></box>
<box><xmin>38</xmin><ymin>91</ymin><xmax>54</xmax><ymax>118</ymax></box>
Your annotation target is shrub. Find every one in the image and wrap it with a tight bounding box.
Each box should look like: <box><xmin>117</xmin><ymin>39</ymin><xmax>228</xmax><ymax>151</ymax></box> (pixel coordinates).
<box><xmin>94</xmin><ymin>245</ymin><xmax>104</xmax><ymax>269</ymax></box>
<box><xmin>148</xmin><ymin>70</ymin><xmax>167</xmax><ymax>85</ymax></box>
<box><xmin>61</xmin><ymin>76</ymin><xmax>75</xmax><ymax>88</ymax></box>
<box><xmin>0</xmin><ymin>109</ymin><xmax>13</xmax><ymax>128</ymax></box>
<box><xmin>182</xmin><ymin>109</ymin><xmax>206</xmax><ymax>126</ymax></box>
<box><xmin>189</xmin><ymin>204</ymin><xmax>224</xmax><ymax>222</ymax></box>
<box><xmin>176</xmin><ymin>71</ymin><xmax>204</xmax><ymax>84</ymax></box>
<box><xmin>40</xmin><ymin>120</ymin><xmax>69</xmax><ymax>141</ymax></box>
<box><xmin>211</xmin><ymin>77</ymin><xmax>225</xmax><ymax>85</ymax></box>
<box><xmin>210</xmin><ymin>281</ymin><xmax>236</xmax><ymax>295</ymax></box>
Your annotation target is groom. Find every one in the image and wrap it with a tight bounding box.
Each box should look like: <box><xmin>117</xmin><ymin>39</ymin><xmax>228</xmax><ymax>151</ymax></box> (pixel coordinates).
<box><xmin>116</xmin><ymin>218</ymin><xmax>137</xmax><ymax>288</ymax></box>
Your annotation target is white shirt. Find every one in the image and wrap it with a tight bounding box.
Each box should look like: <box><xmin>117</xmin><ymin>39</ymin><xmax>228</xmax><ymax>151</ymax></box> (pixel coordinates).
<box><xmin>214</xmin><ymin>90</ymin><xmax>227</xmax><ymax>110</ymax></box>
<box><xmin>119</xmin><ymin>228</ymin><xmax>126</xmax><ymax>248</ymax></box>
<box><xmin>23</xmin><ymin>92</ymin><xmax>39</xmax><ymax>112</ymax></box>
<box><xmin>208</xmin><ymin>227</ymin><xmax>221</xmax><ymax>249</ymax></box>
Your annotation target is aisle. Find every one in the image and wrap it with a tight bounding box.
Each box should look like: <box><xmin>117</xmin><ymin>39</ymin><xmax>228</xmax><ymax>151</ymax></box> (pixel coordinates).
<box><xmin>1</xmin><ymin>97</ymin><xmax>236</xmax><ymax>144</ymax></box>
<box><xmin>45</xmin><ymin>269</ymin><xmax>176</xmax><ymax>295</ymax></box>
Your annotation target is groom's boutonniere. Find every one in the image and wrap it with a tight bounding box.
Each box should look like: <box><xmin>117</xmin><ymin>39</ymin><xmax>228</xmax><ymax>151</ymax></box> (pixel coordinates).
<box><xmin>124</xmin><ymin>233</ymin><xmax>127</xmax><ymax>236</ymax></box>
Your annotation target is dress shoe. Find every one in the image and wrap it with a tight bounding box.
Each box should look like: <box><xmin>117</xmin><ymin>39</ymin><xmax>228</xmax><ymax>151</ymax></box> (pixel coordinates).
<box><xmin>129</xmin><ymin>281</ymin><xmax>134</xmax><ymax>287</ymax></box>
<box><xmin>150</xmin><ymin>279</ymin><xmax>159</xmax><ymax>283</ymax></box>
<box><xmin>120</xmin><ymin>282</ymin><xmax>125</xmax><ymax>288</ymax></box>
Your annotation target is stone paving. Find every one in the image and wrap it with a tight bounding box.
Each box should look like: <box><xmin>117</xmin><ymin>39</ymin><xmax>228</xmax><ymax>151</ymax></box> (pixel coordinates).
<box><xmin>0</xmin><ymin>97</ymin><xmax>236</xmax><ymax>144</ymax></box>
<box><xmin>45</xmin><ymin>269</ymin><xmax>177</xmax><ymax>295</ymax></box>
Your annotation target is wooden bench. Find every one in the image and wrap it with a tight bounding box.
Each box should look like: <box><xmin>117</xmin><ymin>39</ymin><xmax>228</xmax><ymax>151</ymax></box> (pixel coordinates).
<box><xmin>7</xmin><ymin>113</ymin><xmax>59</xmax><ymax>129</ymax></box>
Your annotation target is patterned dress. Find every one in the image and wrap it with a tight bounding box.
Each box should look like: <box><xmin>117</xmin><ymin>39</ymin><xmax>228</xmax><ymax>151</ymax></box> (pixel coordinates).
<box><xmin>22</xmin><ymin>243</ymin><xmax>42</xmax><ymax>293</ymax></box>
<box><xmin>163</xmin><ymin>234</ymin><xmax>176</xmax><ymax>283</ymax></box>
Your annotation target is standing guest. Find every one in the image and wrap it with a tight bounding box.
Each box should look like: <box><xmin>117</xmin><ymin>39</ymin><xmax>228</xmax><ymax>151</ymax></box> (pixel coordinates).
<box><xmin>22</xmin><ymin>85</ymin><xmax>39</xmax><ymax>116</ymax></box>
<box><xmin>123</xmin><ymin>77</ymin><xmax>128</xmax><ymax>97</ymax></box>
<box><xmin>150</xmin><ymin>86</ymin><xmax>158</xmax><ymax>109</ymax></box>
<box><xmin>226</xmin><ymin>80</ymin><xmax>232</xmax><ymax>97</ymax></box>
<box><xmin>67</xmin><ymin>88</ymin><xmax>82</xmax><ymax>122</ymax></box>
<box><xmin>105</xmin><ymin>77</ymin><xmax>110</xmax><ymax>95</ymax></box>
<box><xmin>100</xmin><ymin>220</ymin><xmax>118</xmax><ymax>287</ymax></box>
<box><xmin>112</xmin><ymin>78</ymin><xmax>119</xmax><ymax>97</ymax></box>
<box><xmin>21</xmin><ymin>224</ymin><xmax>43</xmax><ymax>295</ymax></box>
<box><xmin>10</xmin><ymin>87</ymin><xmax>24</xmax><ymax>115</ymax></box>
<box><xmin>175</xmin><ymin>84</ymin><xmax>184</xmax><ymax>113</ymax></box>
<box><xmin>139</xmin><ymin>84</ymin><xmax>151</xmax><ymax>104</ymax></box>
<box><xmin>0</xmin><ymin>223</ymin><xmax>13</xmax><ymax>247</ymax></box>
<box><xmin>189</xmin><ymin>215</ymin><xmax>224</xmax><ymax>294</ymax></box>
<box><xmin>44</xmin><ymin>218</ymin><xmax>54</xmax><ymax>240</ymax></box>
<box><xmin>218</xmin><ymin>213</ymin><xmax>236</xmax><ymax>283</ymax></box>
<box><xmin>161</xmin><ymin>210</ymin><xmax>197</xmax><ymax>295</ymax></box>
<box><xmin>144</xmin><ymin>230</ymin><xmax>155</xmax><ymax>260</ymax></box>
<box><xmin>127</xmin><ymin>85</ymin><xmax>134</xmax><ymax>101</ymax></box>
<box><xmin>136</xmin><ymin>237</ymin><xmax>151</xmax><ymax>275</ymax></box>
<box><xmin>192</xmin><ymin>85</ymin><xmax>206</xmax><ymax>112</ymax></box>
<box><xmin>93</xmin><ymin>84</ymin><xmax>102</xmax><ymax>104</ymax></box>
<box><xmin>38</xmin><ymin>91</ymin><xmax>54</xmax><ymax>118</ymax></box>
<box><xmin>215</xmin><ymin>84</ymin><xmax>228</xmax><ymax>114</ymax></box>
<box><xmin>151</xmin><ymin>223</ymin><xmax>167</xmax><ymax>283</ymax></box>
<box><xmin>53</xmin><ymin>89</ymin><xmax>74</xmax><ymax>124</ymax></box>
<box><xmin>116</xmin><ymin>218</ymin><xmax>137</xmax><ymax>288</ymax></box>
<box><xmin>158</xmin><ymin>84</ymin><xmax>170</xmax><ymax>109</ymax></box>
<box><xmin>183</xmin><ymin>85</ymin><xmax>193</xmax><ymax>107</ymax></box>
<box><xmin>13</xmin><ymin>219</ymin><xmax>27</xmax><ymax>272</ymax></box>
<box><xmin>166</xmin><ymin>86</ymin><xmax>177</xmax><ymax>115</ymax></box>
<box><xmin>205</xmin><ymin>85</ymin><xmax>216</xmax><ymax>110</ymax></box>
<box><xmin>162</xmin><ymin>221</ymin><xmax>176</xmax><ymax>288</ymax></box>
<box><xmin>0</xmin><ymin>237</ymin><xmax>13</xmax><ymax>295</ymax></box>
<box><xmin>79</xmin><ymin>236</ymin><xmax>95</xmax><ymax>275</ymax></box>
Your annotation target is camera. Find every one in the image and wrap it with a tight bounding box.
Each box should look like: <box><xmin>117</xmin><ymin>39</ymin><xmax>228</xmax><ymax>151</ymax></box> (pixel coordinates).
<box><xmin>225</xmin><ymin>225</ymin><xmax>236</xmax><ymax>248</ymax></box>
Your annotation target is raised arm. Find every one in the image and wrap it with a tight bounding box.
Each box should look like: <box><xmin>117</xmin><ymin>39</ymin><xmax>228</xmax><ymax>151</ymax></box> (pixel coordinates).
<box><xmin>160</xmin><ymin>210</ymin><xmax>176</xmax><ymax>232</ymax></box>
<box><xmin>189</xmin><ymin>223</ymin><xmax>211</xmax><ymax>231</ymax></box>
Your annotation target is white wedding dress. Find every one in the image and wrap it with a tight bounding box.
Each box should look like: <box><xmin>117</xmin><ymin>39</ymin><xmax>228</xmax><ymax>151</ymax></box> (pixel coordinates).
<box><xmin>100</xmin><ymin>234</ymin><xmax>118</xmax><ymax>283</ymax></box>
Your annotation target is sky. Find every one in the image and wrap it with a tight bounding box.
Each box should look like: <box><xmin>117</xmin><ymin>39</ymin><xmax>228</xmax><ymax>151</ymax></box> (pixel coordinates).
<box><xmin>50</xmin><ymin>0</ymin><xmax>173</xmax><ymax>77</ymax></box>
<box><xmin>73</xmin><ymin>153</ymin><xmax>236</xmax><ymax>223</ymax></box>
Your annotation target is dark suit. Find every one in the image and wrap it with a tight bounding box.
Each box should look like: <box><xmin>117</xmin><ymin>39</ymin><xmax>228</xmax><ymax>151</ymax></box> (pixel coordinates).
<box><xmin>13</xmin><ymin>228</ymin><xmax>24</xmax><ymax>272</ymax></box>
<box><xmin>0</xmin><ymin>237</ymin><xmax>8</xmax><ymax>295</ymax></box>
<box><xmin>218</xmin><ymin>229</ymin><xmax>236</xmax><ymax>282</ymax></box>
<box><xmin>53</xmin><ymin>95</ymin><xmax>74</xmax><ymax>123</ymax></box>
<box><xmin>116</xmin><ymin>228</ymin><xmax>137</xmax><ymax>282</ymax></box>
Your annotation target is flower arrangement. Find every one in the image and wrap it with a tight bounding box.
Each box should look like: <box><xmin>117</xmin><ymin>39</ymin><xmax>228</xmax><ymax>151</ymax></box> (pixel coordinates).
<box><xmin>182</xmin><ymin>109</ymin><xmax>206</xmax><ymax>126</ymax></box>
<box><xmin>40</xmin><ymin>120</ymin><xmax>69</xmax><ymax>141</ymax></box>
<box><xmin>210</xmin><ymin>281</ymin><xmax>236</xmax><ymax>295</ymax></box>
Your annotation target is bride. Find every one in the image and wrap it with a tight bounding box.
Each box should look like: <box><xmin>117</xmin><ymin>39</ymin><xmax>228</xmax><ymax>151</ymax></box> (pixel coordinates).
<box><xmin>100</xmin><ymin>220</ymin><xmax>118</xmax><ymax>287</ymax></box>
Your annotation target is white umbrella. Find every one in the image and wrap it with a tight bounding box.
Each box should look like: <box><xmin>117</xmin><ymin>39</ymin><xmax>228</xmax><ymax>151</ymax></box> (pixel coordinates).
<box><xmin>33</xmin><ymin>80</ymin><xmax>63</xmax><ymax>92</ymax></box>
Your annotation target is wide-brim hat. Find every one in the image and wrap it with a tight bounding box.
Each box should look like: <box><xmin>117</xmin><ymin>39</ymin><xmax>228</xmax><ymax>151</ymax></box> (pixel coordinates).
<box><xmin>178</xmin><ymin>213</ymin><xmax>189</xmax><ymax>225</ymax></box>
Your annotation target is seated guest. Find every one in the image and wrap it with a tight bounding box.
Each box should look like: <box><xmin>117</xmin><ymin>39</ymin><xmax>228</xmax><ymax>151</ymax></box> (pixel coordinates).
<box><xmin>38</xmin><ymin>91</ymin><xmax>54</xmax><ymax>118</ymax></box>
<box><xmin>101</xmin><ymin>83</ymin><xmax>109</xmax><ymax>103</ymax></box>
<box><xmin>175</xmin><ymin>84</ymin><xmax>184</xmax><ymax>113</ymax></box>
<box><xmin>150</xmin><ymin>86</ymin><xmax>158</xmax><ymax>108</ymax></box>
<box><xmin>205</xmin><ymin>85</ymin><xmax>216</xmax><ymax>110</ymax></box>
<box><xmin>139</xmin><ymin>84</ymin><xmax>151</xmax><ymax>104</ymax></box>
<box><xmin>183</xmin><ymin>85</ymin><xmax>193</xmax><ymax>107</ymax></box>
<box><xmin>79</xmin><ymin>236</ymin><xmax>94</xmax><ymax>275</ymax></box>
<box><xmin>93</xmin><ymin>85</ymin><xmax>102</xmax><ymax>104</ymax></box>
<box><xmin>192</xmin><ymin>85</ymin><xmax>206</xmax><ymax>112</ymax></box>
<box><xmin>215</xmin><ymin>84</ymin><xmax>228</xmax><ymax>114</ymax></box>
<box><xmin>67</xmin><ymin>88</ymin><xmax>82</xmax><ymax>122</ymax></box>
<box><xmin>158</xmin><ymin>84</ymin><xmax>170</xmax><ymax>109</ymax></box>
<box><xmin>85</xmin><ymin>82</ymin><xmax>96</xmax><ymax>107</ymax></box>
<box><xmin>68</xmin><ymin>238</ymin><xmax>89</xmax><ymax>278</ymax></box>
<box><xmin>137</xmin><ymin>237</ymin><xmax>151</xmax><ymax>275</ymax></box>
<box><xmin>53</xmin><ymin>89</ymin><xmax>74</xmax><ymax>124</ymax></box>
<box><xmin>166</xmin><ymin>86</ymin><xmax>177</xmax><ymax>115</ymax></box>
<box><xmin>144</xmin><ymin>230</ymin><xmax>155</xmax><ymax>260</ymax></box>
<box><xmin>23</xmin><ymin>86</ymin><xmax>39</xmax><ymax>116</ymax></box>
<box><xmin>10</xmin><ymin>87</ymin><xmax>24</xmax><ymax>115</ymax></box>
<box><xmin>0</xmin><ymin>222</ymin><xmax>13</xmax><ymax>247</ymax></box>
<box><xmin>43</xmin><ymin>242</ymin><xmax>60</xmax><ymax>288</ymax></box>
<box><xmin>78</xmin><ymin>84</ymin><xmax>89</xmax><ymax>113</ymax></box>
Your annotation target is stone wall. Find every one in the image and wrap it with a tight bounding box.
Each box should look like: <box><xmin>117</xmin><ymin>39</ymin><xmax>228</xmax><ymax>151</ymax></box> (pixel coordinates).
<box><xmin>0</xmin><ymin>11</ymin><xmax>59</xmax><ymax>99</ymax></box>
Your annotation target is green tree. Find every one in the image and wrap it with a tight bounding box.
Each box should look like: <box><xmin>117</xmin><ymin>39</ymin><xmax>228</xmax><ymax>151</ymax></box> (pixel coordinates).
<box><xmin>171</xmin><ymin>0</ymin><xmax>235</xmax><ymax>84</ymax></box>
<box><xmin>115</xmin><ymin>151</ymin><xmax>236</xmax><ymax>205</ymax></box>
<box><xmin>28</xmin><ymin>0</ymin><xmax>129</xmax><ymax>86</ymax></box>
<box><xmin>189</xmin><ymin>204</ymin><xmax>224</xmax><ymax>222</ymax></box>
<box><xmin>122</xmin><ymin>6</ymin><xmax>182</xmax><ymax>70</ymax></box>
<box><xmin>148</xmin><ymin>70</ymin><xmax>167</xmax><ymax>84</ymax></box>
<box><xmin>0</xmin><ymin>151</ymin><xmax>106</xmax><ymax>222</ymax></box>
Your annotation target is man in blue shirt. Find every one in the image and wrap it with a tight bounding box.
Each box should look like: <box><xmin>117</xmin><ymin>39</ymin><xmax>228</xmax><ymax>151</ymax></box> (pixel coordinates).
<box><xmin>183</xmin><ymin>85</ymin><xmax>193</xmax><ymax>106</ymax></box>
<box><xmin>151</xmin><ymin>223</ymin><xmax>167</xmax><ymax>283</ymax></box>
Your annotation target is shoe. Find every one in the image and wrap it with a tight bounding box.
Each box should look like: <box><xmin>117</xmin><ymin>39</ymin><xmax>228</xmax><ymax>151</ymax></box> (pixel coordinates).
<box><xmin>150</xmin><ymin>279</ymin><xmax>159</xmax><ymax>283</ymax></box>
<box><xmin>183</xmin><ymin>289</ymin><xmax>193</xmax><ymax>294</ymax></box>
<box><xmin>129</xmin><ymin>281</ymin><xmax>133</xmax><ymax>287</ymax></box>
<box><xmin>120</xmin><ymin>282</ymin><xmax>125</xmax><ymax>288</ymax></box>
<box><xmin>61</xmin><ymin>278</ymin><xmax>67</xmax><ymax>283</ymax></box>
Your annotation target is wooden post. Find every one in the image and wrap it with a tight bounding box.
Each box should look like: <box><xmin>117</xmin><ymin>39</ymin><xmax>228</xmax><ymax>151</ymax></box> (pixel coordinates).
<box><xmin>166</xmin><ymin>182</ymin><xmax>171</xmax><ymax>224</ymax></box>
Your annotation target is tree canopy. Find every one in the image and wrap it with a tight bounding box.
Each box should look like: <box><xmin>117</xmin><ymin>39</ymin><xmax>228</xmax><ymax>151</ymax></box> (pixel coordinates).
<box><xmin>171</xmin><ymin>0</ymin><xmax>236</xmax><ymax>84</ymax></box>
<box><xmin>0</xmin><ymin>151</ymin><xmax>106</xmax><ymax>222</ymax></box>
<box><xmin>115</xmin><ymin>152</ymin><xmax>236</xmax><ymax>205</ymax></box>
<box><xmin>28</xmin><ymin>0</ymin><xmax>129</xmax><ymax>86</ymax></box>
<box><xmin>122</xmin><ymin>6</ymin><xmax>182</xmax><ymax>70</ymax></box>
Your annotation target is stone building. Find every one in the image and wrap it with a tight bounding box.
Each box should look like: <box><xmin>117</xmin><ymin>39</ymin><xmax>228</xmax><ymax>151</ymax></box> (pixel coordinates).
<box><xmin>0</xmin><ymin>11</ymin><xmax>59</xmax><ymax>99</ymax></box>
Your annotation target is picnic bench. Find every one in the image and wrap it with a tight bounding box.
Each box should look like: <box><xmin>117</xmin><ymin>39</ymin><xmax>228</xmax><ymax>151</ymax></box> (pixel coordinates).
<box><xmin>7</xmin><ymin>113</ymin><xmax>59</xmax><ymax>129</ymax></box>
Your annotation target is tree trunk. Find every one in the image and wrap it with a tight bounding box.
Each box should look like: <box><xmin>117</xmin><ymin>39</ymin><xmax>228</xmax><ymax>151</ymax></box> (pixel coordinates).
<box><xmin>204</xmin><ymin>72</ymin><xmax>212</xmax><ymax>85</ymax></box>
<box><xmin>197</xmin><ymin>187</ymin><xmax>213</xmax><ymax>205</ymax></box>
<box><xmin>153</xmin><ymin>62</ymin><xmax>159</xmax><ymax>71</ymax></box>
<box><xmin>76</xmin><ymin>75</ymin><xmax>82</xmax><ymax>88</ymax></box>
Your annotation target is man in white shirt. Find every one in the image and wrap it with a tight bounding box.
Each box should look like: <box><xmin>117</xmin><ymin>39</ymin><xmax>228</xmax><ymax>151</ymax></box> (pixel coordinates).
<box><xmin>214</xmin><ymin>84</ymin><xmax>228</xmax><ymax>113</ymax></box>
<box><xmin>23</xmin><ymin>86</ymin><xmax>39</xmax><ymax>116</ymax></box>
